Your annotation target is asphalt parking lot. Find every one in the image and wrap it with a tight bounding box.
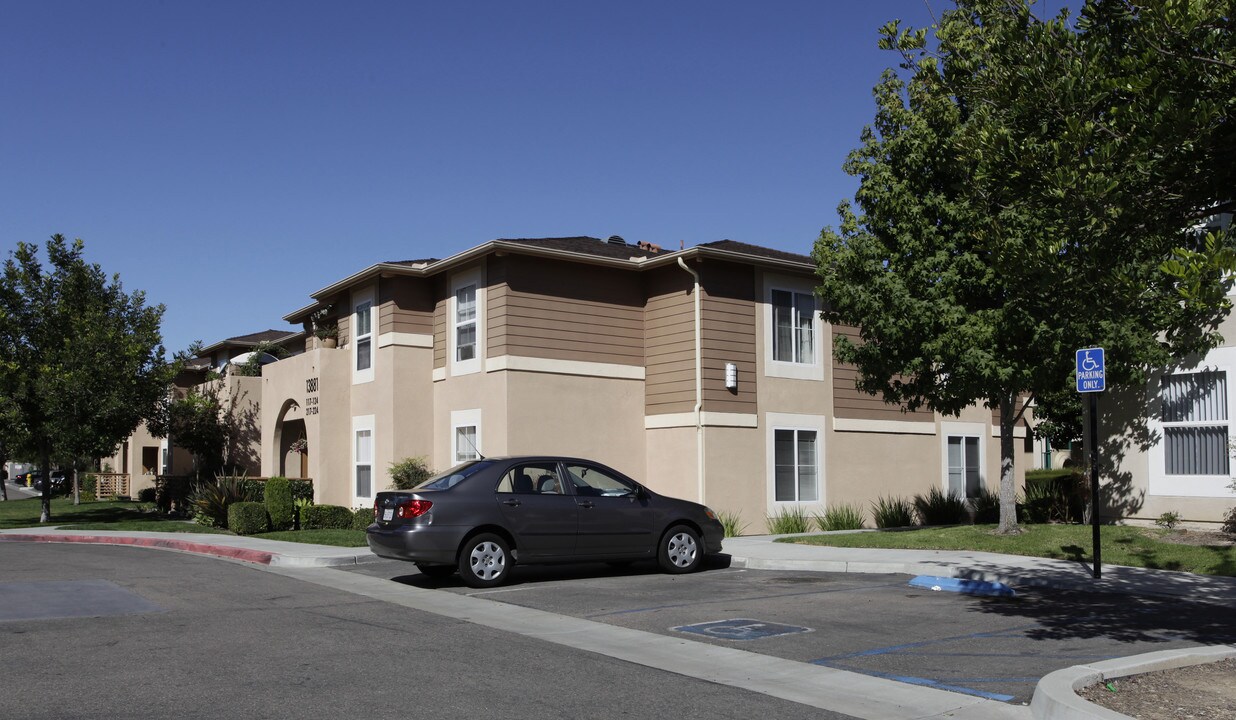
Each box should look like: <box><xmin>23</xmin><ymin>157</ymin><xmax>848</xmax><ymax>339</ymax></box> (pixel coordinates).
<box><xmin>345</xmin><ymin>559</ymin><xmax>1236</xmax><ymax>704</ymax></box>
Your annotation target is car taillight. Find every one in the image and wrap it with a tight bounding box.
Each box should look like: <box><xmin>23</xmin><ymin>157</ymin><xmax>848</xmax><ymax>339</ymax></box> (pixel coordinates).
<box><xmin>396</xmin><ymin>498</ymin><xmax>433</xmax><ymax>519</ymax></box>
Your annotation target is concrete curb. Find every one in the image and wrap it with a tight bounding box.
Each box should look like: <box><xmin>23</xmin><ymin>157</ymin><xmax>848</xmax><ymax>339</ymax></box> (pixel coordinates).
<box><xmin>1029</xmin><ymin>645</ymin><xmax>1236</xmax><ymax>720</ymax></box>
<box><xmin>0</xmin><ymin>531</ymin><xmax>380</xmax><ymax>568</ymax></box>
<box><xmin>0</xmin><ymin>532</ymin><xmax>276</xmax><ymax>564</ymax></box>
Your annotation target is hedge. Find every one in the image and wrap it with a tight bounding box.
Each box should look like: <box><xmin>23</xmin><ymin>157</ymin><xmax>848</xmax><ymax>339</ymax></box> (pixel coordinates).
<box><xmin>228</xmin><ymin>502</ymin><xmax>270</xmax><ymax>535</ymax></box>
<box><xmin>301</xmin><ymin>504</ymin><xmax>354</xmax><ymax>530</ymax></box>
<box><xmin>352</xmin><ymin>507</ymin><xmax>375</xmax><ymax>530</ymax></box>
<box><xmin>265</xmin><ymin>477</ymin><xmax>295</xmax><ymax>531</ymax></box>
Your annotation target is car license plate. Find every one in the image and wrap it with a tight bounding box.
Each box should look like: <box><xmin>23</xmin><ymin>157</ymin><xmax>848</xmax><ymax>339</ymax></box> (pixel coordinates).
<box><xmin>382</xmin><ymin>508</ymin><xmax>394</xmax><ymax>521</ymax></box>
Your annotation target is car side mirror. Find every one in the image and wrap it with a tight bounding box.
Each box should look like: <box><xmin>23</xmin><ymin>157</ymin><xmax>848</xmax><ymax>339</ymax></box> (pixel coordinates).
<box><xmin>635</xmin><ymin>485</ymin><xmax>650</xmax><ymax>500</ymax></box>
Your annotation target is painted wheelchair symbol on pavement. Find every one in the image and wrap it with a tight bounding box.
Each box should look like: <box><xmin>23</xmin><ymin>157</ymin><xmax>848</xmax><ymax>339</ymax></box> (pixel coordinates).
<box><xmin>672</xmin><ymin>618</ymin><xmax>812</xmax><ymax>641</ymax></box>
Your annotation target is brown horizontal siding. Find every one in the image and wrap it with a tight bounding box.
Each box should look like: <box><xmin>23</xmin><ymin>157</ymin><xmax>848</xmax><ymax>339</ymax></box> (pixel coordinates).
<box><xmin>432</xmin><ymin>275</ymin><xmax>448</xmax><ymax>368</ymax></box>
<box><xmin>831</xmin><ymin>324</ymin><xmax>933</xmax><ymax>422</ymax></box>
<box><xmin>645</xmin><ymin>266</ymin><xmax>695</xmax><ymax>415</ymax></box>
<box><xmin>378</xmin><ymin>277</ymin><xmax>434</xmax><ymax>337</ymax></box>
<box><xmin>489</xmin><ymin>255</ymin><xmax>644</xmax><ymax>366</ymax></box>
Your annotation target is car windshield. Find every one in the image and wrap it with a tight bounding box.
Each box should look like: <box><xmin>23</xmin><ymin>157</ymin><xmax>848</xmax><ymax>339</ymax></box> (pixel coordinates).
<box><xmin>415</xmin><ymin>460</ymin><xmax>493</xmax><ymax>491</ymax></box>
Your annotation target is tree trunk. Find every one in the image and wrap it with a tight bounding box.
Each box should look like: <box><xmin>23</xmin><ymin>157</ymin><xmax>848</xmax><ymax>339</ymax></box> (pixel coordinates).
<box><xmin>39</xmin><ymin>447</ymin><xmax>52</xmax><ymax>523</ymax></box>
<box><xmin>996</xmin><ymin>393</ymin><xmax>1022</xmax><ymax>534</ymax></box>
<box><xmin>72</xmin><ymin>467</ymin><xmax>80</xmax><ymax>505</ymax></box>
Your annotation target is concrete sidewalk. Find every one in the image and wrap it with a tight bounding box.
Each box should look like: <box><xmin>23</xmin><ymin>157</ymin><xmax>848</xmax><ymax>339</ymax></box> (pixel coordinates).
<box><xmin>724</xmin><ymin>533</ymin><xmax>1236</xmax><ymax>605</ymax></box>
<box><xmin>2</xmin><ymin>525</ymin><xmax>1234</xmax><ymax>604</ymax></box>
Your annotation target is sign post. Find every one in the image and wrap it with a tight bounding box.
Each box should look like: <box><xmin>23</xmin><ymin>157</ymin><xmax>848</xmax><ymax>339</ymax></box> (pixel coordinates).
<box><xmin>1075</xmin><ymin>348</ymin><xmax>1105</xmax><ymax>579</ymax></box>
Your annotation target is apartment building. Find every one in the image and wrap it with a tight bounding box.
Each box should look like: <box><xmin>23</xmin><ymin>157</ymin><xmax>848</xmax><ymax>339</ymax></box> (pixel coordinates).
<box><xmin>261</xmin><ymin>236</ymin><xmax>1030</xmax><ymax>530</ymax></box>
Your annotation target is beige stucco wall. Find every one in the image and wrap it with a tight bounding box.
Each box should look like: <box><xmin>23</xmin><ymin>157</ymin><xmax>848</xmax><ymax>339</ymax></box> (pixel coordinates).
<box><xmin>1101</xmin><ymin>311</ymin><xmax>1236</xmax><ymax>526</ymax></box>
<box><xmin>501</xmin><ymin>371</ymin><xmax>645</xmax><ymax>479</ymax></box>
<box><xmin>260</xmin><ymin>347</ymin><xmax>351</xmax><ymax>505</ymax></box>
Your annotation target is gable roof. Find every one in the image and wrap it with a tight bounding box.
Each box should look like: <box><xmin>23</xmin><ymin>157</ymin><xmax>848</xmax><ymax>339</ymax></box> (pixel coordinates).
<box><xmin>284</xmin><ymin>235</ymin><xmax>814</xmax><ymax>322</ymax></box>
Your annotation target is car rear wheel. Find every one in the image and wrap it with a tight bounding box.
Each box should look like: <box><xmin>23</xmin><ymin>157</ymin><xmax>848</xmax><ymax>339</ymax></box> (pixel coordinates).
<box><xmin>658</xmin><ymin>525</ymin><xmax>703</xmax><ymax>574</ymax></box>
<box><xmin>415</xmin><ymin>563</ymin><xmax>456</xmax><ymax>579</ymax></box>
<box><xmin>458</xmin><ymin>533</ymin><xmax>511</xmax><ymax>588</ymax></box>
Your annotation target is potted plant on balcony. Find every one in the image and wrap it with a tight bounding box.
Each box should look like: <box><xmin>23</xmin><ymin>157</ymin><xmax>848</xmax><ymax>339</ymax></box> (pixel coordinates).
<box><xmin>314</xmin><ymin>323</ymin><xmax>338</xmax><ymax>348</ymax></box>
<box><xmin>310</xmin><ymin>306</ymin><xmax>338</xmax><ymax>348</ymax></box>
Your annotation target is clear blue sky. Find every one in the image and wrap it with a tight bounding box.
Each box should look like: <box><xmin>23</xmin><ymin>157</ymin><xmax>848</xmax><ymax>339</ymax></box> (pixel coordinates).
<box><xmin>3</xmin><ymin>1</ymin><xmax>949</xmax><ymax>355</ymax></box>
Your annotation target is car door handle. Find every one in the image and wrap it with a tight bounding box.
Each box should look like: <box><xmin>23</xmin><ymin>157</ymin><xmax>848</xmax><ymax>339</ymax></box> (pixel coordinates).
<box><xmin>503</xmin><ymin>498</ymin><xmax>521</xmax><ymax>507</ymax></box>
<box><xmin>577</xmin><ymin>501</ymin><xmax>594</xmax><ymax>509</ymax></box>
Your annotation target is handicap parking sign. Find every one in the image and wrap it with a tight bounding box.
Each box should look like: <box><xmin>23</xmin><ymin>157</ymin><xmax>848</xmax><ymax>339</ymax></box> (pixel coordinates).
<box><xmin>1076</xmin><ymin>348</ymin><xmax>1105</xmax><ymax>393</ymax></box>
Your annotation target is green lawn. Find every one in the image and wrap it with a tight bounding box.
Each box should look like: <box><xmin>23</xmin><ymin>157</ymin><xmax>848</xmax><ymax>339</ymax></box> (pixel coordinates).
<box><xmin>0</xmin><ymin>496</ymin><xmax>367</xmax><ymax>546</ymax></box>
<box><xmin>782</xmin><ymin>524</ymin><xmax>1236</xmax><ymax>576</ymax></box>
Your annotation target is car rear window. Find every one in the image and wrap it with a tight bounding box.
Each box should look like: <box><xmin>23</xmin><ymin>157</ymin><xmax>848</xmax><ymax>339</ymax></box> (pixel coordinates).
<box><xmin>415</xmin><ymin>460</ymin><xmax>492</xmax><ymax>490</ymax></box>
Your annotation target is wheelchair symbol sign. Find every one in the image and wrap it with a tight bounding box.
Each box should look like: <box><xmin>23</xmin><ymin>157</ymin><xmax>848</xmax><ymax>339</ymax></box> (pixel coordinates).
<box><xmin>1076</xmin><ymin>348</ymin><xmax>1105</xmax><ymax>393</ymax></box>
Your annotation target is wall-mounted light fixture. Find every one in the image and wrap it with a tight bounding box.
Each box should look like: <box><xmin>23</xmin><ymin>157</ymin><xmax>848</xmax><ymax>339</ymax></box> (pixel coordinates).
<box><xmin>725</xmin><ymin>362</ymin><xmax>737</xmax><ymax>390</ymax></box>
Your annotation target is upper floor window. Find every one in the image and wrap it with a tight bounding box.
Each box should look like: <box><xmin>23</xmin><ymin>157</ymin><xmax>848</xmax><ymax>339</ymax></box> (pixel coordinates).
<box><xmin>455</xmin><ymin>285</ymin><xmax>476</xmax><ymax>362</ymax></box>
<box><xmin>355</xmin><ymin>301</ymin><xmax>372</xmax><ymax>372</ymax></box>
<box><xmin>772</xmin><ymin>289</ymin><xmax>815</xmax><ymax>365</ymax></box>
<box><xmin>1162</xmin><ymin>370</ymin><xmax>1229</xmax><ymax>476</ymax></box>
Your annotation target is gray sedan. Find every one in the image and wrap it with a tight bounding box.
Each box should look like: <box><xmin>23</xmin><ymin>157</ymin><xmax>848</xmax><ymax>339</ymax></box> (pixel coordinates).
<box><xmin>366</xmin><ymin>456</ymin><xmax>725</xmax><ymax>588</ymax></box>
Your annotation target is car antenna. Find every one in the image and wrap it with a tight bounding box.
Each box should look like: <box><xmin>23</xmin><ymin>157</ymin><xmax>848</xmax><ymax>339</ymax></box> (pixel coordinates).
<box><xmin>461</xmin><ymin>430</ymin><xmax>485</xmax><ymax>460</ymax></box>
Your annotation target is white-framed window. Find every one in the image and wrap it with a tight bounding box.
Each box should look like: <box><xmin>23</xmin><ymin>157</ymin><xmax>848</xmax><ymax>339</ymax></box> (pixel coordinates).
<box><xmin>353</xmin><ymin>287</ymin><xmax>375</xmax><ymax>384</ymax></box>
<box><xmin>772</xmin><ymin>289</ymin><xmax>815</xmax><ymax>365</ymax></box>
<box><xmin>449</xmin><ymin>268</ymin><xmax>482</xmax><ymax>376</ymax></box>
<box><xmin>1162</xmin><ymin>370</ymin><xmax>1229</xmax><ymax>476</ymax></box>
<box><xmin>451</xmin><ymin>409</ymin><xmax>482</xmax><ymax>464</ymax></box>
<box><xmin>764</xmin><ymin>274</ymin><xmax>823</xmax><ymax>381</ymax></box>
<box><xmin>947</xmin><ymin>436</ymin><xmax>982</xmax><ymax>498</ymax></box>
<box><xmin>1149</xmin><ymin>347</ymin><xmax>1236</xmax><ymax>498</ymax></box>
<box><xmin>766</xmin><ymin>412</ymin><xmax>826</xmax><ymax>508</ymax></box>
<box><xmin>941</xmin><ymin>422</ymin><xmax>985</xmax><ymax>499</ymax></box>
<box><xmin>353</xmin><ymin>415</ymin><xmax>375</xmax><ymax>506</ymax></box>
<box><xmin>774</xmin><ymin>429</ymin><xmax>818</xmax><ymax>502</ymax></box>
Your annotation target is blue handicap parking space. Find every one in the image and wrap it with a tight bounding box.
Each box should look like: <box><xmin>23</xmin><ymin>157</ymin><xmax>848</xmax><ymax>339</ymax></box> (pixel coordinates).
<box><xmin>673</xmin><ymin>618</ymin><xmax>812</xmax><ymax>641</ymax></box>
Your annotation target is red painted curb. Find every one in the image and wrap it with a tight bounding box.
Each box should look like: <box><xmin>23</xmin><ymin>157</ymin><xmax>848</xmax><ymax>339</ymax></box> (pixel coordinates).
<box><xmin>0</xmin><ymin>534</ymin><xmax>275</xmax><ymax>564</ymax></box>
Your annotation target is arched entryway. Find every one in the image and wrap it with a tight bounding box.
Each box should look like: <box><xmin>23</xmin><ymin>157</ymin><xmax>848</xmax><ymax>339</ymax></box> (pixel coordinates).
<box><xmin>274</xmin><ymin>399</ymin><xmax>308</xmax><ymax>479</ymax></box>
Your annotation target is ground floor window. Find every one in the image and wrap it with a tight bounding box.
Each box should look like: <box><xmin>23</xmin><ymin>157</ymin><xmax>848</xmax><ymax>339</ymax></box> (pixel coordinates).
<box><xmin>946</xmin><ymin>435</ymin><xmax>982</xmax><ymax>498</ymax></box>
<box><xmin>451</xmin><ymin>409</ymin><xmax>482</xmax><ymax>464</ymax></box>
<box><xmin>1162</xmin><ymin>370</ymin><xmax>1230</xmax><ymax>476</ymax></box>
<box><xmin>774</xmin><ymin>428</ymin><xmax>818</xmax><ymax>502</ymax></box>
<box><xmin>355</xmin><ymin>429</ymin><xmax>373</xmax><ymax>498</ymax></box>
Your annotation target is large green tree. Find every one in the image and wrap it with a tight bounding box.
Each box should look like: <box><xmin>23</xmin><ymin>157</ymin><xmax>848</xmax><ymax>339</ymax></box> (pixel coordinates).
<box><xmin>0</xmin><ymin>236</ymin><xmax>171</xmax><ymax>521</ymax></box>
<box><xmin>815</xmin><ymin>0</ymin><xmax>1236</xmax><ymax>533</ymax></box>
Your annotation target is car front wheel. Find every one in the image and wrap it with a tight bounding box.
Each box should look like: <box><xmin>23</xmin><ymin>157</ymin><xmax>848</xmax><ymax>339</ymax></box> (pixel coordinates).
<box><xmin>658</xmin><ymin>525</ymin><xmax>703</xmax><ymax>574</ymax></box>
<box><xmin>458</xmin><ymin>533</ymin><xmax>511</xmax><ymax>588</ymax></box>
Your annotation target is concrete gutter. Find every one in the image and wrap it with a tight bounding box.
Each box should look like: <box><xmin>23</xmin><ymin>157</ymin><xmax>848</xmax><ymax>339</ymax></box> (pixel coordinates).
<box><xmin>1030</xmin><ymin>645</ymin><xmax>1236</xmax><ymax>720</ymax></box>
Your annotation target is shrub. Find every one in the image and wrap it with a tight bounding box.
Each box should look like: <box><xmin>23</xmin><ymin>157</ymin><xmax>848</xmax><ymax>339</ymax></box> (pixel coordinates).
<box><xmin>1154</xmin><ymin>511</ymin><xmax>1182</xmax><ymax>530</ymax></box>
<box><xmin>1019</xmin><ymin>469</ymin><xmax>1086</xmax><ymax>523</ymax></box>
<box><xmin>389</xmin><ymin>457</ymin><xmax>434</xmax><ymax>490</ymax></box>
<box><xmin>715</xmin><ymin>510</ymin><xmax>748</xmax><ymax>538</ymax></box>
<box><xmin>137</xmin><ymin>487</ymin><xmax>157</xmax><ymax>504</ymax></box>
<box><xmin>190</xmin><ymin>476</ymin><xmax>258</xmax><ymax>528</ymax></box>
<box><xmin>81</xmin><ymin>473</ymin><xmax>97</xmax><ymax>500</ymax></box>
<box><xmin>294</xmin><ymin>497</ymin><xmax>313</xmax><ymax>530</ymax></box>
<box><xmin>913</xmin><ymin>487</ymin><xmax>968</xmax><ymax>526</ymax></box>
<box><xmin>871</xmin><ymin>495</ymin><xmax>914</xmax><ymax>529</ymax></box>
<box><xmin>352</xmin><ymin>506</ymin><xmax>375</xmax><ymax>530</ymax></box>
<box><xmin>969</xmin><ymin>486</ymin><xmax>1001</xmax><ymax>524</ymax></box>
<box><xmin>228</xmin><ymin>502</ymin><xmax>269</xmax><ymax>535</ymax></box>
<box><xmin>301</xmin><ymin>504</ymin><xmax>354</xmax><ymax>530</ymax></box>
<box><xmin>816</xmin><ymin>503</ymin><xmax>865</xmax><ymax>531</ymax></box>
<box><xmin>766</xmin><ymin>506</ymin><xmax>811</xmax><ymax>534</ymax></box>
<box><xmin>264</xmin><ymin>477</ymin><xmax>295</xmax><ymax>531</ymax></box>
